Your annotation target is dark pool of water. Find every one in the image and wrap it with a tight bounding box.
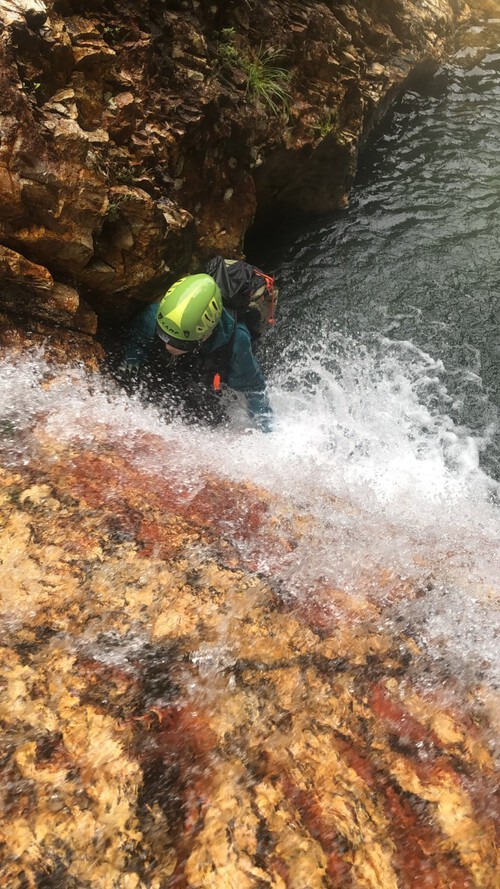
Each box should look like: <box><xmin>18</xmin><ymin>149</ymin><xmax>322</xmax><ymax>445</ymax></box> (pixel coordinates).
<box><xmin>249</xmin><ymin>19</ymin><xmax>500</xmax><ymax>480</ymax></box>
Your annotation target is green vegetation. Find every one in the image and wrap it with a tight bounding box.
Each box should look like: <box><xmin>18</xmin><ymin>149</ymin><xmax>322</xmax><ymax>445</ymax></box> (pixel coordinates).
<box><xmin>22</xmin><ymin>80</ymin><xmax>41</xmax><ymax>95</ymax></box>
<box><xmin>215</xmin><ymin>32</ymin><xmax>291</xmax><ymax>115</ymax></box>
<box><xmin>106</xmin><ymin>190</ymin><xmax>137</xmax><ymax>221</ymax></box>
<box><xmin>313</xmin><ymin>110</ymin><xmax>338</xmax><ymax>139</ymax></box>
<box><xmin>244</xmin><ymin>47</ymin><xmax>291</xmax><ymax>115</ymax></box>
<box><xmin>102</xmin><ymin>24</ymin><xmax>129</xmax><ymax>43</ymax></box>
<box><xmin>216</xmin><ymin>28</ymin><xmax>240</xmax><ymax>66</ymax></box>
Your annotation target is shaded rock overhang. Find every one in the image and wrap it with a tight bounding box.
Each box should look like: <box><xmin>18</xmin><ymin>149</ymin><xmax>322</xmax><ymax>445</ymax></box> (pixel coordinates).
<box><xmin>0</xmin><ymin>0</ymin><xmax>475</xmax><ymax>360</ymax></box>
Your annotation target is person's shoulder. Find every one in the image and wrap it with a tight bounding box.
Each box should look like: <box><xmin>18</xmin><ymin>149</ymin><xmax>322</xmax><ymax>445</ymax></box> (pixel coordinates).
<box><xmin>218</xmin><ymin>307</ymin><xmax>237</xmax><ymax>338</ymax></box>
<box><xmin>235</xmin><ymin>317</ymin><xmax>252</xmax><ymax>343</ymax></box>
<box><xmin>232</xmin><ymin>323</ymin><xmax>253</xmax><ymax>358</ymax></box>
<box><xmin>220</xmin><ymin>306</ymin><xmax>235</xmax><ymax>325</ymax></box>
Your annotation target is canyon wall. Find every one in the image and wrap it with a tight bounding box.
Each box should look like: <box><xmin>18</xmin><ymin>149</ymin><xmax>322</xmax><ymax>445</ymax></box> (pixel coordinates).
<box><xmin>0</xmin><ymin>0</ymin><xmax>470</xmax><ymax>360</ymax></box>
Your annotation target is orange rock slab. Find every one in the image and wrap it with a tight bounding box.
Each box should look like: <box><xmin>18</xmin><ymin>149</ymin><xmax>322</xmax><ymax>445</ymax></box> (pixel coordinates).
<box><xmin>0</xmin><ymin>422</ymin><xmax>498</xmax><ymax>888</ymax></box>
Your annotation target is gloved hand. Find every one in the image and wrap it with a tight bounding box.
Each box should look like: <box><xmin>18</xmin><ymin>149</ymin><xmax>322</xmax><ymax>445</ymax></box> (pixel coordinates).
<box><xmin>119</xmin><ymin>360</ymin><xmax>142</xmax><ymax>390</ymax></box>
<box><xmin>256</xmin><ymin>414</ymin><xmax>273</xmax><ymax>434</ymax></box>
<box><xmin>122</xmin><ymin>360</ymin><xmax>141</xmax><ymax>375</ymax></box>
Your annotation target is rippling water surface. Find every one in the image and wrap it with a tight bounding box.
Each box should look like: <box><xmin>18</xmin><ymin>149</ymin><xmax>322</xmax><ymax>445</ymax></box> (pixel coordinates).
<box><xmin>245</xmin><ymin>17</ymin><xmax>500</xmax><ymax>695</ymax></box>
<box><xmin>257</xmin><ymin>18</ymin><xmax>500</xmax><ymax>481</ymax></box>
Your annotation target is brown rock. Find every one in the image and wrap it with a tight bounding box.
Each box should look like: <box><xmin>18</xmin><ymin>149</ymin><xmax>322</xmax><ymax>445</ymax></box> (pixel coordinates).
<box><xmin>0</xmin><ymin>312</ymin><xmax>102</xmax><ymax>365</ymax></box>
<box><xmin>72</xmin><ymin>41</ymin><xmax>115</xmax><ymax>70</ymax></box>
<box><xmin>0</xmin><ymin>0</ymin><xmax>47</xmax><ymax>28</ymax></box>
<box><xmin>0</xmin><ymin>243</ymin><xmax>53</xmax><ymax>296</ymax></box>
<box><xmin>0</xmin><ymin>417</ymin><xmax>497</xmax><ymax>886</ymax></box>
<box><xmin>0</xmin><ymin>0</ymin><xmax>470</xmax><ymax>350</ymax></box>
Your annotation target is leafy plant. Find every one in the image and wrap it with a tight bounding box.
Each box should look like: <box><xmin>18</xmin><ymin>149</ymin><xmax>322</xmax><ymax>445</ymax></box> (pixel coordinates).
<box><xmin>102</xmin><ymin>24</ymin><xmax>128</xmax><ymax>43</ymax></box>
<box><xmin>215</xmin><ymin>28</ymin><xmax>242</xmax><ymax>66</ymax></box>
<box><xmin>313</xmin><ymin>110</ymin><xmax>338</xmax><ymax>139</ymax></box>
<box><xmin>215</xmin><ymin>32</ymin><xmax>291</xmax><ymax>116</ymax></box>
<box><xmin>22</xmin><ymin>80</ymin><xmax>41</xmax><ymax>94</ymax></box>
<box><xmin>106</xmin><ymin>190</ymin><xmax>136</xmax><ymax>221</ymax></box>
<box><xmin>244</xmin><ymin>47</ymin><xmax>291</xmax><ymax>115</ymax></box>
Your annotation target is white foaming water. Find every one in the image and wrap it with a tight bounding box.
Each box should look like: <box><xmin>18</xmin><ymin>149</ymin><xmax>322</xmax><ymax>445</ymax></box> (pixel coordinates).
<box><xmin>0</xmin><ymin>344</ymin><xmax>499</xmax><ymax>697</ymax></box>
<box><xmin>222</xmin><ymin>337</ymin><xmax>500</xmax><ymax>700</ymax></box>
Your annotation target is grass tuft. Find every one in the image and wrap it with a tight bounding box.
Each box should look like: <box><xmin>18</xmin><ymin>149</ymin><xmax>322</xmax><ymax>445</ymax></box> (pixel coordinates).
<box><xmin>244</xmin><ymin>47</ymin><xmax>291</xmax><ymax>115</ymax></box>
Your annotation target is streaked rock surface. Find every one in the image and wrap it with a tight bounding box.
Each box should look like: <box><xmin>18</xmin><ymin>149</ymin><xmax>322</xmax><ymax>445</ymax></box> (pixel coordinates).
<box><xmin>0</xmin><ymin>403</ymin><xmax>497</xmax><ymax>887</ymax></box>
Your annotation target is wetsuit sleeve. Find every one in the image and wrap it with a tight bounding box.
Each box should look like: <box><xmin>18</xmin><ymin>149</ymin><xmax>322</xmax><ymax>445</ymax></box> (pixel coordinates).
<box><xmin>123</xmin><ymin>302</ymin><xmax>159</xmax><ymax>365</ymax></box>
<box><xmin>227</xmin><ymin>324</ymin><xmax>273</xmax><ymax>431</ymax></box>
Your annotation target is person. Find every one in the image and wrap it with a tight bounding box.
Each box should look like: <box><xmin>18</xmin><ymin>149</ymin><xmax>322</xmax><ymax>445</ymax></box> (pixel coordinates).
<box><xmin>122</xmin><ymin>269</ymin><xmax>273</xmax><ymax>432</ymax></box>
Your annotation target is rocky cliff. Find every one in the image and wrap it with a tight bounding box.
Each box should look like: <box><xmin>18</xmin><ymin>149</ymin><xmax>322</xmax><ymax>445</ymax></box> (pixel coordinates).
<box><xmin>0</xmin><ymin>0</ymin><xmax>470</xmax><ymax>360</ymax></box>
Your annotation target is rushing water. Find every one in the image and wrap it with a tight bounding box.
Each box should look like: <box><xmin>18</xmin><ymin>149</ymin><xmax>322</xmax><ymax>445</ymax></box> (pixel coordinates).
<box><xmin>1</xmin><ymin>18</ymin><xmax>499</xmax><ymax>700</ymax></box>
<box><xmin>244</xmin><ymin>19</ymin><xmax>500</xmax><ymax>690</ymax></box>
<box><xmin>1</xmin><ymin>17</ymin><xmax>499</xmax><ymax>885</ymax></box>
<box><xmin>255</xmin><ymin>21</ymin><xmax>500</xmax><ymax>478</ymax></box>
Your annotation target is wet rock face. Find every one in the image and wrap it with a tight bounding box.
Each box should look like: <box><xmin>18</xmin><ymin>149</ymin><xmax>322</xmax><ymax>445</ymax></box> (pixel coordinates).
<box><xmin>0</xmin><ymin>408</ymin><xmax>498</xmax><ymax>888</ymax></box>
<box><xmin>0</xmin><ymin>0</ymin><xmax>466</xmax><ymax>346</ymax></box>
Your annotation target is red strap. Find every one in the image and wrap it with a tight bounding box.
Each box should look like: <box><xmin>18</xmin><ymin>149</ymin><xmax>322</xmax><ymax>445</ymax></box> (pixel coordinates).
<box><xmin>253</xmin><ymin>270</ymin><xmax>276</xmax><ymax>325</ymax></box>
<box><xmin>213</xmin><ymin>372</ymin><xmax>221</xmax><ymax>391</ymax></box>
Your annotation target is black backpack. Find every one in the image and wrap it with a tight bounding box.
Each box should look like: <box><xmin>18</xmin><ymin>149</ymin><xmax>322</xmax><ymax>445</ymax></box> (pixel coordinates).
<box><xmin>205</xmin><ymin>256</ymin><xmax>277</xmax><ymax>341</ymax></box>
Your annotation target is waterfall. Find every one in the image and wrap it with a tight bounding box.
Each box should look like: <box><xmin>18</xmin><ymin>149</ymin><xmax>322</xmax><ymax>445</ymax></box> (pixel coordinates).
<box><xmin>0</xmin><ymin>15</ymin><xmax>499</xmax><ymax>888</ymax></box>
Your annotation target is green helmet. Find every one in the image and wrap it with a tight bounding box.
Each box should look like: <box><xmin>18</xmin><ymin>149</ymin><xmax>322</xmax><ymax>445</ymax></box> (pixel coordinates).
<box><xmin>156</xmin><ymin>274</ymin><xmax>222</xmax><ymax>351</ymax></box>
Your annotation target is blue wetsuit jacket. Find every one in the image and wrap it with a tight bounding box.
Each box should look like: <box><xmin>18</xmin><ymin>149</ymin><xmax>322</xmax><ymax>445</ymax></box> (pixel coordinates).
<box><xmin>124</xmin><ymin>303</ymin><xmax>272</xmax><ymax>430</ymax></box>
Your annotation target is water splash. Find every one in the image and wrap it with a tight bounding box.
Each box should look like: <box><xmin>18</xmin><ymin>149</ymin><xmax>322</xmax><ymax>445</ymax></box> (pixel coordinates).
<box><xmin>1</xmin><ymin>342</ymin><xmax>498</xmax><ymax>701</ymax></box>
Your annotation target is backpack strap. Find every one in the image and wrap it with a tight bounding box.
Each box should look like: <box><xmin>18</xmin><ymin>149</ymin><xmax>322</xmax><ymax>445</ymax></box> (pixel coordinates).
<box><xmin>253</xmin><ymin>269</ymin><xmax>277</xmax><ymax>326</ymax></box>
